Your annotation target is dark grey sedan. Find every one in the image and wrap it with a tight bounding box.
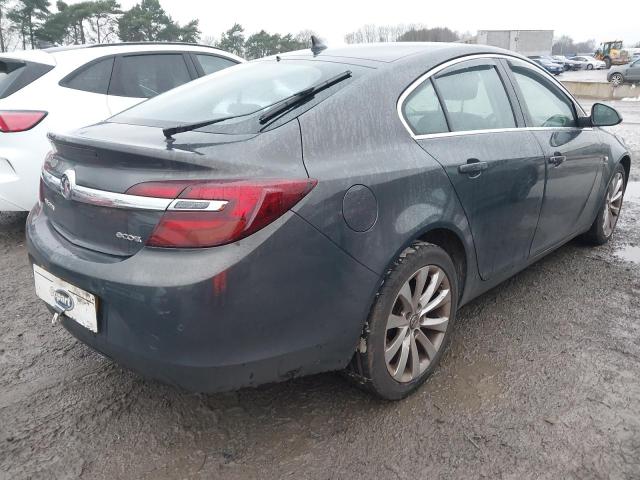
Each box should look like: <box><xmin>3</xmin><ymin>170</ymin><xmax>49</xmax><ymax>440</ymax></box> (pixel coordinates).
<box><xmin>608</xmin><ymin>57</ymin><xmax>640</xmax><ymax>86</ymax></box>
<box><xmin>27</xmin><ymin>42</ymin><xmax>631</xmax><ymax>400</ymax></box>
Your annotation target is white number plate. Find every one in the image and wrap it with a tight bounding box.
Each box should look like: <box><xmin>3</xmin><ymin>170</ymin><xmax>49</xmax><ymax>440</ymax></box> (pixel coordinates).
<box><xmin>33</xmin><ymin>264</ymin><xmax>98</xmax><ymax>333</ymax></box>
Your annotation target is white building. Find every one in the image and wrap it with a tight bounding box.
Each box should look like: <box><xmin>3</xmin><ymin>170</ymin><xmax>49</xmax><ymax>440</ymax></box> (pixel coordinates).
<box><xmin>476</xmin><ymin>30</ymin><xmax>554</xmax><ymax>56</ymax></box>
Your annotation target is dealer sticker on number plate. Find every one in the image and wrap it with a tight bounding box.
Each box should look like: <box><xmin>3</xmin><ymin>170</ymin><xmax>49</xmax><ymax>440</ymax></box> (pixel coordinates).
<box><xmin>33</xmin><ymin>264</ymin><xmax>98</xmax><ymax>333</ymax></box>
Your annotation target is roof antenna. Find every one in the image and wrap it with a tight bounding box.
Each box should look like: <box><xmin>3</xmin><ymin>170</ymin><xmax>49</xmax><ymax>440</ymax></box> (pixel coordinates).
<box><xmin>310</xmin><ymin>35</ymin><xmax>327</xmax><ymax>56</ymax></box>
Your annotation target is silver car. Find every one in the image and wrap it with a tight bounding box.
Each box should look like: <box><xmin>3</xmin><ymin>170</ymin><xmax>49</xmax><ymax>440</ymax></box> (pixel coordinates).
<box><xmin>608</xmin><ymin>58</ymin><xmax>640</xmax><ymax>86</ymax></box>
<box><xmin>570</xmin><ymin>56</ymin><xmax>607</xmax><ymax>70</ymax></box>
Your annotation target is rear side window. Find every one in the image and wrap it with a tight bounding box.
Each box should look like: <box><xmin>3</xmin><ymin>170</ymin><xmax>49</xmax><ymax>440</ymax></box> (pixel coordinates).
<box><xmin>62</xmin><ymin>57</ymin><xmax>114</xmax><ymax>94</ymax></box>
<box><xmin>434</xmin><ymin>65</ymin><xmax>516</xmax><ymax>132</ymax></box>
<box><xmin>402</xmin><ymin>79</ymin><xmax>448</xmax><ymax>135</ymax></box>
<box><xmin>508</xmin><ymin>60</ymin><xmax>576</xmax><ymax>128</ymax></box>
<box><xmin>195</xmin><ymin>55</ymin><xmax>237</xmax><ymax>76</ymax></box>
<box><xmin>110</xmin><ymin>54</ymin><xmax>192</xmax><ymax>99</ymax></box>
<box><xmin>0</xmin><ymin>59</ymin><xmax>53</xmax><ymax>99</ymax></box>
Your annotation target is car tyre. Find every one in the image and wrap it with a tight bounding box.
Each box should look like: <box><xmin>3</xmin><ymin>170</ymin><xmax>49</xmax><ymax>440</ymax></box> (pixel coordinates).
<box><xmin>582</xmin><ymin>163</ymin><xmax>626</xmax><ymax>245</ymax></box>
<box><xmin>610</xmin><ymin>73</ymin><xmax>624</xmax><ymax>87</ymax></box>
<box><xmin>345</xmin><ymin>241</ymin><xmax>458</xmax><ymax>400</ymax></box>
<box><xmin>587</xmin><ymin>63</ymin><xmax>594</xmax><ymax>70</ymax></box>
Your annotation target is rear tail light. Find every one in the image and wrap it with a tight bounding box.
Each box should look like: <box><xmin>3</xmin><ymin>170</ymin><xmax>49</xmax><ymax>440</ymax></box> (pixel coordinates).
<box><xmin>126</xmin><ymin>179</ymin><xmax>317</xmax><ymax>248</ymax></box>
<box><xmin>0</xmin><ymin>111</ymin><xmax>47</xmax><ymax>133</ymax></box>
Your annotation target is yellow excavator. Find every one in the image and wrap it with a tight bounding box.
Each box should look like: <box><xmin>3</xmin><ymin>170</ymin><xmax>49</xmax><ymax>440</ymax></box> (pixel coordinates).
<box><xmin>595</xmin><ymin>41</ymin><xmax>631</xmax><ymax>68</ymax></box>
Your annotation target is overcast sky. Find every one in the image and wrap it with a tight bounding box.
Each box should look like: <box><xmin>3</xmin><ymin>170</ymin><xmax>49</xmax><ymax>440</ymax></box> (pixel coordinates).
<box><xmin>91</xmin><ymin>0</ymin><xmax>640</xmax><ymax>46</ymax></box>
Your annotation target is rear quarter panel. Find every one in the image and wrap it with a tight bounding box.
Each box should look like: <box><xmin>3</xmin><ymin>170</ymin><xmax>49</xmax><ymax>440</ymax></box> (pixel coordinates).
<box><xmin>293</xmin><ymin>65</ymin><xmax>480</xmax><ymax>303</ymax></box>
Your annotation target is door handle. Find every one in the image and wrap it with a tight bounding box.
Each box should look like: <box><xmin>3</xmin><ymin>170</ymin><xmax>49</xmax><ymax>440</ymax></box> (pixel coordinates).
<box><xmin>549</xmin><ymin>155</ymin><xmax>566</xmax><ymax>167</ymax></box>
<box><xmin>458</xmin><ymin>160</ymin><xmax>488</xmax><ymax>175</ymax></box>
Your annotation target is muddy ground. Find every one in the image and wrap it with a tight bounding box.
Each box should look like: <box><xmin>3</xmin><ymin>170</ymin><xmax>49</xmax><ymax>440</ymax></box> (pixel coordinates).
<box><xmin>1</xmin><ymin>100</ymin><xmax>639</xmax><ymax>480</ymax></box>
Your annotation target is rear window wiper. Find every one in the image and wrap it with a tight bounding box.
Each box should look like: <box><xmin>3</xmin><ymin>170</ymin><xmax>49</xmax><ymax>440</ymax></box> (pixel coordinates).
<box><xmin>258</xmin><ymin>70</ymin><xmax>352</xmax><ymax>125</ymax></box>
<box><xmin>163</xmin><ymin>112</ymin><xmax>253</xmax><ymax>139</ymax></box>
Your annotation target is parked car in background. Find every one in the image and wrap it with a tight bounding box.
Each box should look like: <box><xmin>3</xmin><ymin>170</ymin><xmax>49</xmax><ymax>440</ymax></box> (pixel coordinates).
<box><xmin>528</xmin><ymin>57</ymin><xmax>563</xmax><ymax>75</ymax></box>
<box><xmin>27</xmin><ymin>43</ymin><xmax>630</xmax><ymax>400</ymax></box>
<box><xmin>569</xmin><ymin>56</ymin><xmax>607</xmax><ymax>70</ymax></box>
<box><xmin>0</xmin><ymin>43</ymin><xmax>242</xmax><ymax>211</ymax></box>
<box><xmin>608</xmin><ymin>57</ymin><xmax>640</xmax><ymax>86</ymax></box>
<box><xmin>551</xmin><ymin>55</ymin><xmax>582</xmax><ymax>70</ymax></box>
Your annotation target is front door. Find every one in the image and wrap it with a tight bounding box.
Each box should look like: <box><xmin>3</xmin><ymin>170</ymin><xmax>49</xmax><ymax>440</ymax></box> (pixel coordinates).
<box><xmin>402</xmin><ymin>58</ymin><xmax>546</xmax><ymax>280</ymax></box>
<box><xmin>502</xmin><ymin>58</ymin><xmax>604</xmax><ymax>254</ymax></box>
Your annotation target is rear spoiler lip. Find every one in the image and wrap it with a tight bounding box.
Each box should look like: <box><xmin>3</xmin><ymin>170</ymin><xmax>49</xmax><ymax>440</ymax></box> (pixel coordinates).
<box><xmin>0</xmin><ymin>49</ymin><xmax>56</xmax><ymax>67</ymax></box>
<box><xmin>47</xmin><ymin>127</ymin><xmax>259</xmax><ymax>165</ymax></box>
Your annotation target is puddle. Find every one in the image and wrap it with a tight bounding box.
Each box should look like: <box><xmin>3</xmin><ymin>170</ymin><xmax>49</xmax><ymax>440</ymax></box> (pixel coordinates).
<box><xmin>615</xmin><ymin>245</ymin><xmax>640</xmax><ymax>265</ymax></box>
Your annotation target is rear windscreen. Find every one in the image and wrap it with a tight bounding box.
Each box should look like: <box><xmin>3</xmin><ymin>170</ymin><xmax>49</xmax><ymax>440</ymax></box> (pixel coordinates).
<box><xmin>112</xmin><ymin>59</ymin><xmax>368</xmax><ymax>133</ymax></box>
<box><xmin>0</xmin><ymin>59</ymin><xmax>53</xmax><ymax>99</ymax></box>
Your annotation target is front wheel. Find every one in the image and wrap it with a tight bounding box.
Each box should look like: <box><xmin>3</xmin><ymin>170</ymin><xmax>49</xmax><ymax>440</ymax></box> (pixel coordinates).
<box><xmin>345</xmin><ymin>242</ymin><xmax>458</xmax><ymax>400</ymax></box>
<box><xmin>582</xmin><ymin>164</ymin><xmax>626</xmax><ymax>245</ymax></box>
<box><xmin>587</xmin><ymin>63</ymin><xmax>594</xmax><ymax>70</ymax></box>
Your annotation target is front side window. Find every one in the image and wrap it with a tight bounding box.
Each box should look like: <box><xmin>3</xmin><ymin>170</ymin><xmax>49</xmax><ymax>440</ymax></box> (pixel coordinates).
<box><xmin>402</xmin><ymin>79</ymin><xmax>448</xmax><ymax>135</ymax></box>
<box><xmin>110</xmin><ymin>54</ymin><xmax>191</xmax><ymax>99</ymax></box>
<box><xmin>63</xmin><ymin>57</ymin><xmax>114</xmax><ymax>94</ymax></box>
<box><xmin>508</xmin><ymin>60</ymin><xmax>576</xmax><ymax>128</ymax></box>
<box><xmin>433</xmin><ymin>64</ymin><xmax>516</xmax><ymax>132</ymax></box>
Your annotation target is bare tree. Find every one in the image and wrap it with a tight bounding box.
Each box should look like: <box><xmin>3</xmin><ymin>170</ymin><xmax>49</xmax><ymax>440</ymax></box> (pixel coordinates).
<box><xmin>344</xmin><ymin>24</ymin><xmax>426</xmax><ymax>44</ymax></box>
<box><xmin>201</xmin><ymin>34</ymin><xmax>217</xmax><ymax>46</ymax></box>
<box><xmin>293</xmin><ymin>29</ymin><xmax>316</xmax><ymax>47</ymax></box>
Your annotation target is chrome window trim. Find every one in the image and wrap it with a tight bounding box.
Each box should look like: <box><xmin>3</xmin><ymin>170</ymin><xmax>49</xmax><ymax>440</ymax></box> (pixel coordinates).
<box><xmin>41</xmin><ymin>169</ymin><xmax>227</xmax><ymax>212</ymax></box>
<box><xmin>397</xmin><ymin>53</ymin><xmax>588</xmax><ymax>140</ymax></box>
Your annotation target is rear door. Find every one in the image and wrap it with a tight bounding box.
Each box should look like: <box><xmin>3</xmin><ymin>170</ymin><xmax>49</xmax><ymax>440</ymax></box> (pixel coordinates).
<box><xmin>403</xmin><ymin>57</ymin><xmax>546</xmax><ymax>280</ymax></box>
<box><xmin>627</xmin><ymin>58</ymin><xmax>640</xmax><ymax>81</ymax></box>
<box><xmin>58</xmin><ymin>56</ymin><xmax>114</xmax><ymax>127</ymax></box>
<box><xmin>106</xmin><ymin>52</ymin><xmax>196</xmax><ymax>115</ymax></box>
<box><xmin>503</xmin><ymin>58</ymin><xmax>604</xmax><ymax>254</ymax></box>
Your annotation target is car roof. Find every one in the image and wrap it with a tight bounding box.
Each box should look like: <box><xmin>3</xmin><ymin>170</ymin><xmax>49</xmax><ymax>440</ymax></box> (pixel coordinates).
<box><xmin>279</xmin><ymin>42</ymin><xmax>515</xmax><ymax>67</ymax></box>
<box><xmin>0</xmin><ymin>42</ymin><xmax>244</xmax><ymax>70</ymax></box>
<box><xmin>47</xmin><ymin>42</ymin><xmax>243</xmax><ymax>62</ymax></box>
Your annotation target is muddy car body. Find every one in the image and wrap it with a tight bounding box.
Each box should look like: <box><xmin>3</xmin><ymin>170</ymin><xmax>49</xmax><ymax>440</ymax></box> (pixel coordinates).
<box><xmin>27</xmin><ymin>43</ymin><xmax>631</xmax><ymax>399</ymax></box>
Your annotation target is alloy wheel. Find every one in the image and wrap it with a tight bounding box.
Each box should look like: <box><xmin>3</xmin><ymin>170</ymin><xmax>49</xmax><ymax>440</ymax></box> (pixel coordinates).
<box><xmin>384</xmin><ymin>265</ymin><xmax>452</xmax><ymax>383</ymax></box>
<box><xmin>611</xmin><ymin>73</ymin><xmax>623</xmax><ymax>87</ymax></box>
<box><xmin>603</xmin><ymin>171</ymin><xmax>624</xmax><ymax>237</ymax></box>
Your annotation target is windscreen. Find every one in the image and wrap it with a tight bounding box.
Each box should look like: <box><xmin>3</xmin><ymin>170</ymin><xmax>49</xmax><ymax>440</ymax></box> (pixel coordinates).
<box><xmin>112</xmin><ymin>59</ymin><xmax>364</xmax><ymax>130</ymax></box>
<box><xmin>0</xmin><ymin>61</ymin><xmax>25</xmax><ymax>97</ymax></box>
<box><xmin>0</xmin><ymin>59</ymin><xmax>53</xmax><ymax>98</ymax></box>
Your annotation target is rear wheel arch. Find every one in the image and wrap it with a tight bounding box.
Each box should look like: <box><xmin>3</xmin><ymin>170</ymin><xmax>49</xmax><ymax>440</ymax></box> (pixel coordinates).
<box><xmin>620</xmin><ymin>155</ymin><xmax>631</xmax><ymax>184</ymax></box>
<box><xmin>415</xmin><ymin>227</ymin><xmax>468</xmax><ymax>301</ymax></box>
<box><xmin>368</xmin><ymin>225</ymin><xmax>470</xmax><ymax>324</ymax></box>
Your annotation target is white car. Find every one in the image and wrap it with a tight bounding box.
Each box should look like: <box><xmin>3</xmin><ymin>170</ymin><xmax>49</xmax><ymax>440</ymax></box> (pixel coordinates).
<box><xmin>569</xmin><ymin>56</ymin><xmax>607</xmax><ymax>70</ymax></box>
<box><xmin>0</xmin><ymin>43</ymin><xmax>242</xmax><ymax>211</ymax></box>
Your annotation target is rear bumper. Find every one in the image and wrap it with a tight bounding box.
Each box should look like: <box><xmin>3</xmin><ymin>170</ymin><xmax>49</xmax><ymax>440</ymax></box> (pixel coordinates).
<box><xmin>26</xmin><ymin>204</ymin><xmax>380</xmax><ymax>392</ymax></box>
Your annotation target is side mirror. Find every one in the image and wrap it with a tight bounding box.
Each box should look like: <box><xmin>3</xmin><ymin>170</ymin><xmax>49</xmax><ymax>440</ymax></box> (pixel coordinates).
<box><xmin>590</xmin><ymin>103</ymin><xmax>623</xmax><ymax>127</ymax></box>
